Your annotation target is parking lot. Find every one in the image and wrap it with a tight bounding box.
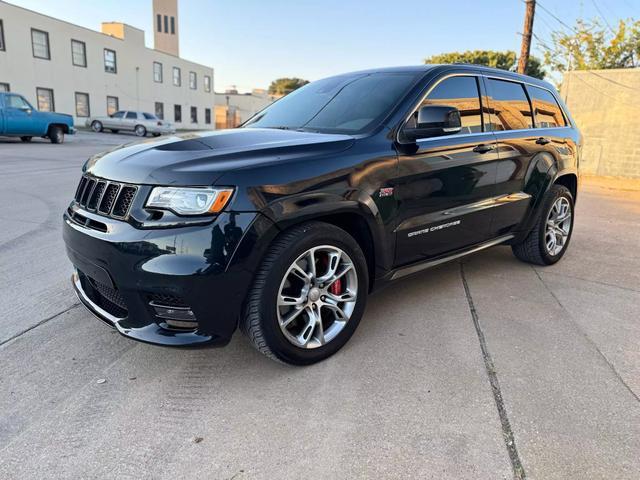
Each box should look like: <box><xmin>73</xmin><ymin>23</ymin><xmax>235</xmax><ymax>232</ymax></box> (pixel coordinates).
<box><xmin>1</xmin><ymin>130</ymin><xmax>639</xmax><ymax>479</ymax></box>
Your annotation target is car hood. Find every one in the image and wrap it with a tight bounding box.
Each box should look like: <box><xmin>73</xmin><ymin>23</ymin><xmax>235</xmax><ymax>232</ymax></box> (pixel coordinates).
<box><xmin>84</xmin><ymin>128</ymin><xmax>355</xmax><ymax>185</ymax></box>
<box><xmin>47</xmin><ymin>112</ymin><xmax>74</xmax><ymax>124</ymax></box>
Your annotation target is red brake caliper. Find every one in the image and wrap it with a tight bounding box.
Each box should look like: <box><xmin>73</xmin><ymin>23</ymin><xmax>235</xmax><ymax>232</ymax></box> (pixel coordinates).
<box><xmin>329</xmin><ymin>278</ymin><xmax>342</xmax><ymax>295</ymax></box>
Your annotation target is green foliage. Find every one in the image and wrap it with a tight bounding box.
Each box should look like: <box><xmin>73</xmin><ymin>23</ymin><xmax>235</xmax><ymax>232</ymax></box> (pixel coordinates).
<box><xmin>542</xmin><ymin>18</ymin><xmax>640</xmax><ymax>71</ymax></box>
<box><xmin>424</xmin><ymin>50</ymin><xmax>545</xmax><ymax>79</ymax></box>
<box><xmin>268</xmin><ymin>77</ymin><xmax>310</xmax><ymax>96</ymax></box>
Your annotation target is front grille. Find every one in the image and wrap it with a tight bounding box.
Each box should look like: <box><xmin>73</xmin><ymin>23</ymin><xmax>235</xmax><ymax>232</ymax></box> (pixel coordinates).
<box><xmin>73</xmin><ymin>174</ymin><xmax>137</xmax><ymax>219</ymax></box>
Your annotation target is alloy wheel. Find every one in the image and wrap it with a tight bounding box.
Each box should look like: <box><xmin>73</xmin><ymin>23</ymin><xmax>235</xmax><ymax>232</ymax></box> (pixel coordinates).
<box><xmin>545</xmin><ymin>196</ymin><xmax>572</xmax><ymax>256</ymax></box>
<box><xmin>277</xmin><ymin>245</ymin><xmax>358</xmax><ymax>349</ymax></box>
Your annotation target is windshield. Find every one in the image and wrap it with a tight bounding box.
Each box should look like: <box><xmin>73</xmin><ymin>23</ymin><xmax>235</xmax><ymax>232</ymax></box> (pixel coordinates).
<box><xmin>243</xmin><ymin>72</ymin><xmax>420</xmax><ymax>134</ymax></box>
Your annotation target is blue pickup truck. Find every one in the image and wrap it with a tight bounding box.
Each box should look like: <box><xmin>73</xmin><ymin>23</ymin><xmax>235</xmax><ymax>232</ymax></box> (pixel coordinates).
<box><xmin>0</xmin><ymin>92</ymin><xmax>75</xmax><ymax>144</ymax></box>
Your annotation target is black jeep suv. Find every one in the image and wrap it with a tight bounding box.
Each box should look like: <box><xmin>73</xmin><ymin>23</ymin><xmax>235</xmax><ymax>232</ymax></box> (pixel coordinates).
<box><xmin>63</xmin><ymin>65</ymin><xmax>581</xmax><ymax>365</ymax></box>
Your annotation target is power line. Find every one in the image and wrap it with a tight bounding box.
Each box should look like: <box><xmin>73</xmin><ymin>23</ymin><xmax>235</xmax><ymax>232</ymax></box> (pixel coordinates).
<box><xmin>590</xmin><ymin>0</ymin><xmax>616</xmax><ymax>34</ymax></box>
<box><xmin>535</xmin><ymin>1</ymin><xmax>581</xmax><ymax>34</ymax></box>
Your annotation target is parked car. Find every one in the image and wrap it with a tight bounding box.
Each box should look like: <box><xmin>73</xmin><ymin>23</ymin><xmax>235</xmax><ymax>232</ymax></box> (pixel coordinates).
<box><xmin>63</xmin><ymin>65</ymin><xmax>581</xmax><ymax>365</ymax></box>
<box><xmin>0</xmin><ymin>92</ymin><xmax>75</xmax><ymax>144</ymax></box>
<box><xmin>86</xmin><ymin>111</ymin><xmax>175</xmax><ymax>137</ymax></box>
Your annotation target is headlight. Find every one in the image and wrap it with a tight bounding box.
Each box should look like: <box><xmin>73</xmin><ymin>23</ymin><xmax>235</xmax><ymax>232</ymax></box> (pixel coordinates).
<box><xmin>146</xmin><ymin>187</ymin><xmax>234</xmax><ymax>215</ymax></box>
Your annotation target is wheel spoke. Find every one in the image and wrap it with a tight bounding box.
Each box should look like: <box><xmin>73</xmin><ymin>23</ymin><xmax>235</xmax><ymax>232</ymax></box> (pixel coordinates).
<box><xmin>280</xmin><ymin>306</ymin><xmax>305</xmax><ymax>328</ymax></box>
<box><xmin>306</xmin><ymin>249</ymin><xmax>317</xmax><ymax>280</ymax></box>
<box><xmin>290</xmin><ymin>263</ymin><xmax>312</xmax><ymax>284</ymax></box>
<box><xmin>322</xmin><ymin>301</ymin><xmax>348</xmax><ymax>321</ymax></box>
<box><xmin>296</xmin><ymin>306</ymin><xmax>323</xmax><ymax>347</ymax></box>
<box><xmin>316</xmin><ymin>250</ymin><xmax>342</xmax><ymax>283</ymax></box>
<box><xmin>278</xmin><ymin>294</ymin><xmax>305</xmax><ymax>307</ymax></box>
<box><xmin>326</xmin><ymin>289</ymin><xmax>357</xmax><ymax>304</ymax></box>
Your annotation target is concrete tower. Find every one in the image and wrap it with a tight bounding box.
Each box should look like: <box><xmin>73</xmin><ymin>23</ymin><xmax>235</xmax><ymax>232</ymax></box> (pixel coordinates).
<box><xmin>153</xmin><ymin>0</ymin><xmax>179</xmax><ymax>56</ymax></box>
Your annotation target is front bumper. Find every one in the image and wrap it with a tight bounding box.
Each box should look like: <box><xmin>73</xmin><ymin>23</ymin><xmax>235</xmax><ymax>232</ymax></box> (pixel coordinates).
<box><xmin>63</xmin><ymin>208</ymin><xmax>266</xmax><ymax>347</ymax></box>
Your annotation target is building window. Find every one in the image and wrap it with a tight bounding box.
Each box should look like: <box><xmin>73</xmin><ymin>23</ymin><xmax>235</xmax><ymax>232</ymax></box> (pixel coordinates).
<box><xmin>164</xmin><ymin>15</ymin><xmax>168</xmax><ymax>33</ymax></box>
<box><xmin>106</xmin><ymin>96</ymin><xmax>119</xmax><ymax>116</ymax></box>
<box><xmin>173</xmin><ymin>67</ymin><xmax>181</xmax><ymax>86</ymax></box>
<box><xmin>174</xmin><ymin>104</ymin><xmax>181</xmax><ymax>123</ymax></box>
<box><xmin>205</xmin><ymin>108</ymin><xmax>211</xmax><ymax>124</ymax></box>
<box><xmin>0</xmin><ymin>83</ymin><xmax>9</xmax><ymax>92</ymax></box>
<box><xmin>153</xmin><ymin>62</ymin><xmax>163</xmax><ymax>83</ymax></box>
<box><xmin>204</xmin><ymin>75</ymin><xmax>211</xmax><ymax>93</ymax></box>
<box><xmin>156</xmin><ymin>14</ymin><xmax>162</xmax><ymax>32</ymax></box>
<box><xmin>71</xmin><ymin>40</ymin><xmax>87</xmax><ymax>67</ymax></box>
<box><xmin>31</xmin><ymin>29</ymin><xmax>50</xmax><ymax>60</ymax></box>
<box><xmin>170</xmin><ymin>16</ymin><xmax>175</xmax><ymax>34</ymax></box>
<box><xmin>75</xmin><ymin>92</ymin><xmax>90</xmax><ymax>117</ymax></box>
<box><xmin>104</xmin><ymin>49</ymin><xmax>117</xmax><ymax>73</ymax></box>
<box><xmin>0</xmin><ymin>20</ymin><xmax>5</xmax><ymax>51</ymax></box>
<box><xmin>36</xmin><ymin>87</ymin><xmax>54</xmax><ymax>112</ymax></box>
<box><xmin>189</xmin><ymin>71</ymin><xmax>197</xmax><ymax>90</ymax></box>
<box><xmin>190</xmin><ymin>106</ymin><xmax>197</xmax><ymax>123</ymax></box>
<box><xmin>155</xmin><ymin>102</ymin><xmax>164</xmax><ymax>120</ymax></box>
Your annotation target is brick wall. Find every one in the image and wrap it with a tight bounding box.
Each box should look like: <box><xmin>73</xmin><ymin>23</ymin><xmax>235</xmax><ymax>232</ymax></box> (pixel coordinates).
<box><xmin>561</xmin><ymin>69</ymin><xmax>640</xmax><ymax>178</ymax></box>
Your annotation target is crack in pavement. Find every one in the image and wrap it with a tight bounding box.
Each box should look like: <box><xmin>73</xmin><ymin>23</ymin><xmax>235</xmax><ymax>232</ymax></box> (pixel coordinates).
<box><xmin>460</xmin><ymin>262</ymin><xmax>526</xmax><ymax>480</ymax></box>
<box><xmin>532</xmin><ymin>267</ymin><xmax>640</xmax><ymax>404</ymax></box>
<box><xmin>537</xmin><ymin>269</ymin><xmax>640</xmax><ymax>294</ymax></box>
<box><xmin>0</xmin><ymin>303</ymin><xmax>80</xmax><ymax>348</ymax></box>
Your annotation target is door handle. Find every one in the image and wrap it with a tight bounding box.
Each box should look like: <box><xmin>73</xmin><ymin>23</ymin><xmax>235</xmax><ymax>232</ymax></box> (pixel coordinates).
<box><xmin>472</xmin><ymin>144</ymin><xmax>495</xmax><ymax>154</ymax></box>
<box><xmin>536</xmin><ymin>137</ymin><xmax>551</xmax><ymax>145</ymax></box>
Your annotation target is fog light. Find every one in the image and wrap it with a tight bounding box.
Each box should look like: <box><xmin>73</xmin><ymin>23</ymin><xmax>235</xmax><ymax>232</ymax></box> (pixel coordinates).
<box><xmin>150</xmin><ymin>302</ymin><xmax>196</xmax><ymax>321</ymax></box>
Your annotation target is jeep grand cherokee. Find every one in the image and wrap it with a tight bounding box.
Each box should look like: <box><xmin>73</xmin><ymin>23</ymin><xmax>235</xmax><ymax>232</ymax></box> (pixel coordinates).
<box><xmin>63</xmin><ymin>65</ymin><xmax>581</xmax><ymax>365</ymax></box>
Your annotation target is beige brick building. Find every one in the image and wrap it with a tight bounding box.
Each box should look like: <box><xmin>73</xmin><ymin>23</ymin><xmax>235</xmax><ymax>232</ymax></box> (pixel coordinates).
<box><xmin>0</xmin><ymin>0</ymin><xmax>215</xmax><ymax>130</ymax></box>
<box><xmin>561</xmin><ymin>69</ymin><xmax>640</xmax><ymax>178</ymax></box>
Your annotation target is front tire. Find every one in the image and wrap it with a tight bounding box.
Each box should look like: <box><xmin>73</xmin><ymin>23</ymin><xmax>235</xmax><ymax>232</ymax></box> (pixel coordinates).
<box><xmin>49</xmin><ymin>126</ymin><xmax>64</xmax><ymax>144</ymax></box>
<box><xmin>512</xmin><ymin>184</ymin><xmax>574</xmax><ymax>265</ymax></box>
<box><xmin>241</xmin><ymin>222</ymin><xmax>369</xmax><ymax>365</ymax></box>
<box><xmin>91</xmin><ymin>121</ymin><xmax>103</xmax><ymax>133</ymax></box>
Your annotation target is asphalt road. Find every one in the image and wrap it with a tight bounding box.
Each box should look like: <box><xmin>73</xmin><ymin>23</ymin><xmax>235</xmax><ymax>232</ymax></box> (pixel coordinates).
<box><xmin>1</xmin><ymin>131</ymin><xmax>639</xmax><ymax>479</ymax></box>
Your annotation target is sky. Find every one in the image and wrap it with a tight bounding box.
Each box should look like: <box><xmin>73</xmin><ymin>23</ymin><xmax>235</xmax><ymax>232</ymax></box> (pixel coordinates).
<box><xmin>7</xmin><ymin>0</ymin><xmax>639</xmax><ymax>92</ymax></box>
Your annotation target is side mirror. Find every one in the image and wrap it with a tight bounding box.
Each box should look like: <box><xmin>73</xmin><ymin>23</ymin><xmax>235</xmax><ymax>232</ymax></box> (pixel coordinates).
<box><xmin>402</xmin><ymin>105</ymin><xmax>462</xmax><ymax>141</ymax></box>
<box><xmin>20</xmin><ymin>106</ymin><xmax>32</xmax><ymax>114</ymax></box>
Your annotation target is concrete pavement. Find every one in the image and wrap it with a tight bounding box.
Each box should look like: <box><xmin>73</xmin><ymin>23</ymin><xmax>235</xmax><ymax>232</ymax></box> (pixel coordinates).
<box><xmin>0</xmin><ymin>131</ymin><xmax>638</xmax><ymax>479</ymax></box>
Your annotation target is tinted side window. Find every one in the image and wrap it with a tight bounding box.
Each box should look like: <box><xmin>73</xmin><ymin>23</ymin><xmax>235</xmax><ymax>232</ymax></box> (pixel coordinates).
<box><xmin>112</xmin><ymin>111</ymin><xmax>125</xmax><ymax>118</ymax></box>
<box><xmin>125</xmin><ymin>112</ymin><xmax>137</xmax><ymax>119</ymax></box>
<box><xmin>486</xmin><ymin>79</ymin><xmax>533</xmax><ymax>131</ymax></box>
<box><xmin>528</xmin><ymin>86</ymin><xmax>567</xmax><ymax>128</ymax></box>
<box><xmin>408</xmin><ymin>76</ymin><xmax>483</xmax><ymax>134</ymax></box>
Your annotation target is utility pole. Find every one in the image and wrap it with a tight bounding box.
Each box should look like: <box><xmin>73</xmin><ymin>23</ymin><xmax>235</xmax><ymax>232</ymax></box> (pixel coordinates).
<box><xmin>518</xmin><ymin>0</ymin><xmax>536</xmax><ymax>74</ymax></box>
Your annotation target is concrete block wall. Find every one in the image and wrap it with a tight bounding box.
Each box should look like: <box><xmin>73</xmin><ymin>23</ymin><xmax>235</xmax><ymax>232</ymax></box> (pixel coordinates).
<box><xmin>561</xmin><ymin>69</ymin><xmax>640</xmax><ymax>178</ymax></box>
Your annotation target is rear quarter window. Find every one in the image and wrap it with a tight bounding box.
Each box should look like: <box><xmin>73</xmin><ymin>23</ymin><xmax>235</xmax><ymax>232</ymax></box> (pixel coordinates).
<box><xmin>527</xmin><ymin>86</ymin><xmax>567</xmax><ymax>128</ymax></box>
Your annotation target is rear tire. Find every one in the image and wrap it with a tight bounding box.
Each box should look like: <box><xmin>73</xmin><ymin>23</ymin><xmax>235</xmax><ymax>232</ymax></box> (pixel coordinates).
<box><xmin>91</xmin><ymin>121</ymin><xmax>103</xmax><ymax>133</ymax></box>
<box><xmin>512</xmin><ymin>185</ymin><xmax>574</xmax><ymax>265</ymax></box>
<box><xmin>241</xmin><ymin>222</ymin><xmax>369</xmax><ymax>365</ymax></box>
<box><xmin>20</xmin><ymin>136</ymin><xmax>32</xmax><ymax>142</ymax></box>
<box><xmin>49</xmin><ymin>126</ymin><xmax>64</xmax><ymax>144</ymax></box>
<box><xmin>134</xmin><ymin>125</ymin><xmax>147</xmax><ymax>137</ymax></box>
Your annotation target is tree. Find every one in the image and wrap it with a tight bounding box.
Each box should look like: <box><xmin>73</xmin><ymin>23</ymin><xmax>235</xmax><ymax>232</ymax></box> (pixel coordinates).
<box><xmin>268</xmin><ymin>77</ymin><xmax>309</xmax><ymax>96</ymax></box>
<box><xmin>541</xmin><ymin>18</ymin><xmax>640</xmax><ymax>72</ymax></box>
<box><xmin>424</xmin><ymin>50</ymin><xmax>545</xmax><ymax>79</ymax></box>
